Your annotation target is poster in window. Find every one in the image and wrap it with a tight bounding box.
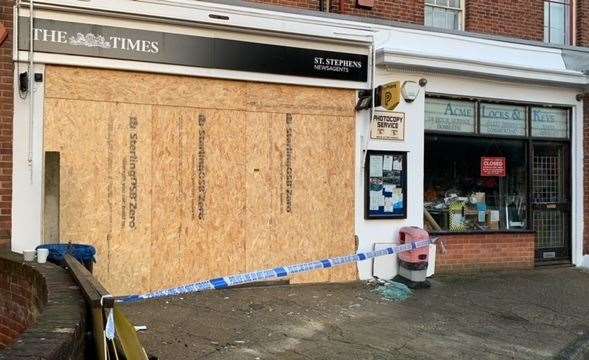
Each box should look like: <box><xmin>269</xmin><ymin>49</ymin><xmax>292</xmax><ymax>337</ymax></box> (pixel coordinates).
<box><xmin>480</xmin><ymin>103</ymin><xmax>527</xmax><ymax>136</ymax></box>
<box><xmin>531</xmin><ymin>107</ymin><xmax>569</xmax><ymax>139</ymax></box>
<box><xmin>365</xmin><ymin>151</ymin><xmax>407</xmax><ymax>219</ymax></box>
<box><xmin>425</xmin><ymin>98</ymin><xmax>476</xmax><ymax>133</ymax></box>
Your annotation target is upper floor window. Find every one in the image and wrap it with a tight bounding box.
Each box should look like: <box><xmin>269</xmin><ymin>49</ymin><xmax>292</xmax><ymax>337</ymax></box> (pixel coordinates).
<box><xmin>544</xmin><ymin>0</ymin><xmax>571</xmax><ymax>45</ymax></box>
<box><xmin>425</xmin><ymin>0</ymin><xmax>463</xmax><ymax>31</ymax></box>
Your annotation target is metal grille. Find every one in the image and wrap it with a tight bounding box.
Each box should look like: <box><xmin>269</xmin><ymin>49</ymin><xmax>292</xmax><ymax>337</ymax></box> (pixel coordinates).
<box><xmin>533</xmin><ymin>210</ymin><xmax>564</xmax><ymax>249</ymax></box>
<box><xmin>532</xmin><ymin>155</ymin><xmax>560</xmax><ymax>203</ymax></box>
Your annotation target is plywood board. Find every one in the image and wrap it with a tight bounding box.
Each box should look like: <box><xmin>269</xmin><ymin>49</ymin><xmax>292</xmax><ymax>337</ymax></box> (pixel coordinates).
<box><xmin>45</xmin><ymin>66</ymin><xmax>247</xmax><ymax>112</ymax></box>
<box><xmin>325</xmin><ymin>116</ymin><xmax>358</xmax><ymax>282</ymax></box>
<box><xmin>44</xmin><ymin>98</ymin><xmax>154</xmax><ymax>294</ymax></box>
<box><xmin>107</xmin><ymin>103</ymin><xmax>153</xmax><ymax>295</ymax></box>
<box><xmin>45</xmin><ymin>66</ymin><xmax>357</xmax><ymax>294</ymax></box>
<box><xmin>198</xmin><ymin>109</ymin><xmax>247</xmax><ymax>278</ymax></box>
<box><xmin>246</xmin><ymin>82</ymin><xmax>356</xmax><ymax>117</ymax></box>
<box><xmin>44</xmin><ymin>98</ymin><xmax>112</xmax><ymax>288</ymax></box>
<box><xmin>244</xmin><ymin>112</ymin><xmax>356</xmax><ymax>283</ymax></box>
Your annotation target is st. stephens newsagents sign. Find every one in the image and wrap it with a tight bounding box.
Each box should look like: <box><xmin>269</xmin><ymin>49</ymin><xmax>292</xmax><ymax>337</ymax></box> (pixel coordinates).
<box><xmin>19</xmin><ymin>17</ymin><xmax>368</xmax><ymax>82</ymax></box>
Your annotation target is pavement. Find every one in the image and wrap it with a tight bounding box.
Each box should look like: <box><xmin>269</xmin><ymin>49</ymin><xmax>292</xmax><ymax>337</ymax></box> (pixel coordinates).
<box><xmin>122</xmin><ymin>267</ymin><xmax>589</xmax><ymax>360</ymax></box>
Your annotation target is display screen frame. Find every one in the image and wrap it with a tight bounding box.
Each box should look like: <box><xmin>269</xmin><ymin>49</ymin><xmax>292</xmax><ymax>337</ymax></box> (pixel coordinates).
<box><xmin>364</xmin><ymin>150</ymin><xmax>408</xmax><ymax>220</ymax></box>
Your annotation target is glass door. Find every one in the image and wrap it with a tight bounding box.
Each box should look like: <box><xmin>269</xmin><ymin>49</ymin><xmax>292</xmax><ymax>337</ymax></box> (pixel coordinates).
<box><xmin>531</xmin><ymin>142</ymin><xmax>570</xmax><ymax>262</ymax></box>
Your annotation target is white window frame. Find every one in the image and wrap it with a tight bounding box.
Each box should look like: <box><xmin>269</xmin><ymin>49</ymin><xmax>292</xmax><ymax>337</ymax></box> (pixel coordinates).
<box><xmin>424</xmin><ymin>0</ymin><xmax>465</xmax><ymax>31</ymax></box>
<box><xmin>544</xmin><ymin>0</ymin><xmax>572</xmax><ymax>45</ymax></box>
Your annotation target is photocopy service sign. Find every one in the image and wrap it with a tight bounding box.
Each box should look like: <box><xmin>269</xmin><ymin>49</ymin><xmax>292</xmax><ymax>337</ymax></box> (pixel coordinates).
<box><xmin>371</xmin><ymin>111</ymin><xmax>405</xmax><ymax>141</ymax></box>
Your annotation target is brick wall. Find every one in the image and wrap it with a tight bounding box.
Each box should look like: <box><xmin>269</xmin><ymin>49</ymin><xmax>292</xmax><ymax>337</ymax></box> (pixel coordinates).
<box><xmin>0</xmin><ymin>2</ymin><xmax>13</xmax><ymax>249</ymax></box>
<box><xmin>578</xmin><ymin>0</ymin><xmax>589</xmax><ymax>47</ymax></box>
<box><xmin>331</xmin><ymin>0</ymin><xmax>424</xmax><ymax>23</ymax></box>
<box><xmin>0</xmin><ymin>253</ymin><xmax>46</xmax><ymax>348</ymax></box>
<box><xmin>435</xmin><ymin>232</ymin><xmax>535</xmax><ymax>274</ymax></box>
<box><xmin>247</xmin><ymin>0</ymin><xmax>424</xmax><ymax>23</ymax></box>
<box><xmin>0</xmin><ymin>252</ymin><xmax>86</xmax><ymax>359</ymax></box>
<box><xmin>247</xmin><ymin>0</ymin><xmax>547</xmax><ymax>41</ymax></box>
<box><xmin>465</xmin><ymin>0</ymin><xmax>544</xmax><ymax>41</ymax></box>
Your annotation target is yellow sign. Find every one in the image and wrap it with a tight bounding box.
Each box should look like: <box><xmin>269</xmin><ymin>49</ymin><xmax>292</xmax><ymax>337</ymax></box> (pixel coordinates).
<box><xmin>371</xmin><ymin>111</ymin><xmax>405</xmax><ymax>141</ymax></box>
<box><xmin>380</xmin><ymin>81</ymin><xmax>401</xmax><ymax>110</ymax></box>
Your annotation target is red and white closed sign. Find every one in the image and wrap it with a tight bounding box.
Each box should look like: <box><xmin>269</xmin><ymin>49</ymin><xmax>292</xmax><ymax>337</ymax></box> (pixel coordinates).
<box><xmin>481</xmin><ymin>157</ymin><xmax>506</xmax><ymax>177</ymax></box>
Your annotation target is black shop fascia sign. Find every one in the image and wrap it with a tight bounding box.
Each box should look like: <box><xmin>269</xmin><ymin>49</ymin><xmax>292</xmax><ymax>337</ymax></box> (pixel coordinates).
<box><xmin>18</xmin><ymin>17</ymin><xmax>368</xmax><ymax>83</ymax></box>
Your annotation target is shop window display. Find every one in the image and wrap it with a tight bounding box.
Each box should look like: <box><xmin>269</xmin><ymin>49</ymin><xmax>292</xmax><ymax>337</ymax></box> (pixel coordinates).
<box><xmin>424</xmin><ymin>136</ymin><xmax>528</xmax><ymax>232</ymax></box>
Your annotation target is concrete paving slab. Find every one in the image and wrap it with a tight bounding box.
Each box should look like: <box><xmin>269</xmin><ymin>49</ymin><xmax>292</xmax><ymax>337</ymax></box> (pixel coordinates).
<box><xmin>122</xmin><ymin>267</ymin><xmax>589</xmax><ymax>359</ymax></box>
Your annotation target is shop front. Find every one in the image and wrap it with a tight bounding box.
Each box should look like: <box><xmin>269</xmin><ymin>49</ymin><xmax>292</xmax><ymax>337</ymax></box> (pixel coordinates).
<box><xmin>11</xmin><ymin>0</ymin><xmax>589</xmax><ymax>293</ymax></box>
<box><xmin>424</xmin><ymin>98</ymin><xmax>571</xmax><ymax>263</ymax></box>
<box><xmin>369</xmin><ymin>29</ymin><xmax>586</xmax><ymax>276</ymax></box>
<box><xmin>12</xmin><ymin>1</ymin><xmax>375</xmax><ymax>294</ymax></box>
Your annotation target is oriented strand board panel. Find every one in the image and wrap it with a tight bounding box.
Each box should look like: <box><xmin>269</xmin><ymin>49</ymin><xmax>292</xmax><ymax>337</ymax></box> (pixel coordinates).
<box><xmin>107</xmin><ymin>103</ymin><xmax>153</xmax><ymax>294</ymax></box>
<box><xmin>245</xmin><ymin>82</ymin><xmax>357</xmax><ymax>117</ymax></box>
<box><xmin>44</xmin><ymin>99</ymin><xmax>153</xmax><ymax>294</ymax></box>
<box><xmin>45</xmin><ymin>66</ymin><xmax>356</xmax><ymax>294</ymax></box>
<box><xmin>45</xmin><ymin>66</ymin><xmax>248</xmax><ymax>111</ymax></box>
<box><xmin>244</xmin><ymin>112</ymin><xmax>356</xmax><ymax>283</ymax></box>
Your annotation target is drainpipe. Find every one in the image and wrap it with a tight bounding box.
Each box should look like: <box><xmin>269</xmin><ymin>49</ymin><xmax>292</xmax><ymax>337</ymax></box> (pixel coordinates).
<box><xmin>27</xmin><ymin>0</ymin><xmax>34</xmax><ymax>183</ymax></box>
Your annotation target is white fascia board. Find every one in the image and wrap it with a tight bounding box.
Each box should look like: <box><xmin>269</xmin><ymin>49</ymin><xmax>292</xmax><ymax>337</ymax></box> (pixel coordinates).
<box><xmin>23</xmin><ymin>0</ymin><xmax>377</xmax><ymax>44</ymax></box>
<box><xmin>377</xmin><ymin>49</ymin><xmax>587</xmax><ymax>87</ymax></box>
<box><xmin>375</xmin><ymin>26</ymin><xmax>588</xmax><ymax>86</ymax></box>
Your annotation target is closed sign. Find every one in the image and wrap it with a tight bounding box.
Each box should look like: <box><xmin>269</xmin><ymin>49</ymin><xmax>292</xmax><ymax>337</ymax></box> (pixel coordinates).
<box><xmin>481</xmin><ymin>157</ymin><xmax>506</xmax><ymax>177</ymax></box>
<box><xmin>371</xmin><ymin>111</ymin><xmax>405</xmax><ymax>141</ymax></box>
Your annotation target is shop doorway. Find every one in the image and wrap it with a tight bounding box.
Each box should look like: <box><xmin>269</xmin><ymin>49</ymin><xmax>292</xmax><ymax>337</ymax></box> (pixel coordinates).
<box><xmin>531</xmin><ymin>143</ymin><xmax>570</xmax><ymax>263</ymax></box>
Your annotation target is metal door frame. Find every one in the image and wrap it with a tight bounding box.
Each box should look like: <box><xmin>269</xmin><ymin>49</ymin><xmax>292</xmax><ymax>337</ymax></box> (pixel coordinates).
<box><xmin>529</xmin><ymin>141</ymin><xmax>571</xmax><ymax>263</ymax></box>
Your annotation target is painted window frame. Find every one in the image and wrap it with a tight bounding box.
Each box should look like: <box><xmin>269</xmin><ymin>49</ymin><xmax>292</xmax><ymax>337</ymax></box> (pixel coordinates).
<box><xmin>424</xmin><ymin>0</ymin><xmax>465</xmax><ymax>31</ymax></box>
<box><xmin>424</xmin><ymin>94</ymin><xmax>572</xmax><ymax>237</ymax></box>
<box><xmin>544</xmin><ymin>0</ymin><xmax>572</xmax><ymax>45</ymax></box>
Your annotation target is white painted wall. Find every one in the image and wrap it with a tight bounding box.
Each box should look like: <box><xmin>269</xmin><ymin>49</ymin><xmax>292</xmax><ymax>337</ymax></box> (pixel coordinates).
<box><xmin>12</xmin><ymin>63</ymin><xmax>45</xmax><ymax>253</ymax></box>
<box><xmin>362</xmin><ymin>69</ymin><xmax>584</xmax><ymax>279</ymax></box>
<box><xmin>355</xmin><ymin>70</ymin><xmax>427</xmax><ymax>280</ymax></box>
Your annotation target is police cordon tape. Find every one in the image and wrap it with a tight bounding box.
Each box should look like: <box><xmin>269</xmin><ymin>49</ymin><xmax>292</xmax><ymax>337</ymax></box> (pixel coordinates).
<box><xmin>116</xmin><ymin>237</ymin><xmax>438</xmax><ymax>305</ymax></box>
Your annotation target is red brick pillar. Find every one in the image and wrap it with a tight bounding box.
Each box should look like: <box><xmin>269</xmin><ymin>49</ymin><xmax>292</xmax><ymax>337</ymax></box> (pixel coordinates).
<box><xmin>0</xmin><ymin>2</ymin><xmax>13</xmax><ymax>250</ymax></box>
<box><xmin>577</xmin><ymin>0</ymin><xmax>589</xmax><ymax>46</ymax></box>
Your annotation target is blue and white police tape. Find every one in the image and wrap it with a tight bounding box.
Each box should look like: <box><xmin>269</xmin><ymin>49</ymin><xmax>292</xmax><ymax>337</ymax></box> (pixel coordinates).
<box><xmin>116</xmin><ymin>238</ymin><xmax>436</xmax><ymax>305</ymax></box>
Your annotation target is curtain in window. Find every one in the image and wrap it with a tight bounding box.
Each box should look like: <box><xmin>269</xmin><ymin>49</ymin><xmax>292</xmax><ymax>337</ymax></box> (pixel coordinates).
<box><xmin>425</xmin><ymin>0</ymin><xmax>462</xmax><ymax>31</ymax></box>
<box><xmin>544</xmin><ymin>0</ymin><xmax>571</xmax><ymax>45</ymax></box>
